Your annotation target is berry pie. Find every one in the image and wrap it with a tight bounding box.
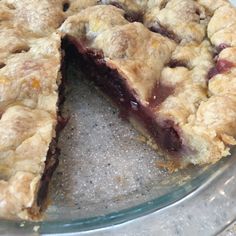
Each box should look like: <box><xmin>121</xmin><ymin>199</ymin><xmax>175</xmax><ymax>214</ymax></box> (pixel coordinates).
<box><xmin>0</xmin><ymin>0</ymin><xmax>236</xmax><ymax>220</ymax></box>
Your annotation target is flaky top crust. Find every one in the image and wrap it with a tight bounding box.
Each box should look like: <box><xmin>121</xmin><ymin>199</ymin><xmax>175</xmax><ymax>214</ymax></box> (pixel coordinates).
<box><xmin>1</xmin><ymin>0</ymin><xmax>236</xmax><ymax>220</ymax></box>
<box><xmin>60</xmin><ymin>5</ymin><xmax>176</xmax><ymax>102</ymax></box>
<box><xmin>0</xmin><ymin>0</ymin><xmax>65</xmax><ymax>35</ymax></box>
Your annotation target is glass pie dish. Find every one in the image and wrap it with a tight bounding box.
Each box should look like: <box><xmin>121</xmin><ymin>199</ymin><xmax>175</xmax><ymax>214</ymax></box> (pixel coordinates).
<box><xmin>1</xmin><ymin>69</ymin><xmax>236</xmax><ymax>236</ymax></box>
<box><xmin>1</xmin><ymin>1</ymin><xmax>236</xmax><ymax>235</ymax></box>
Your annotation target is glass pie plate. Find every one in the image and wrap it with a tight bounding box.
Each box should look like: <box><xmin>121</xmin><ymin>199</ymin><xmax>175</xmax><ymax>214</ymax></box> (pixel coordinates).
<box><xmin>2</xmin><ymin>2</ymin><xmax>236</xmax><ymax>234</ymax></box>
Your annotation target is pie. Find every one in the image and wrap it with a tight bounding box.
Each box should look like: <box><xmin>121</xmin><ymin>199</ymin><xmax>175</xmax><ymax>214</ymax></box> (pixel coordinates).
<box><xmin>0</xmin><ymin>0</ymin><xmax>236</xmax><ymax>221</ymax></box>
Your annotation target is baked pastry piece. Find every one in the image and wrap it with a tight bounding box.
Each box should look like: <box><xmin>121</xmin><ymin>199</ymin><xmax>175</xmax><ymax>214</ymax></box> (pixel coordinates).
<box><xmin>1</xmin><ymin>0</ymin><xmax>236</xmax><ymax>221</ymax></box>
<box><xmin>60</xmin><ymin>1</ymin><xmax>236</xmax><ymax>166</ymax></box>
<box><xmin>0</xmin><ymin>0</ymin><xmax>62</xmax><ymax>220</ymax></box>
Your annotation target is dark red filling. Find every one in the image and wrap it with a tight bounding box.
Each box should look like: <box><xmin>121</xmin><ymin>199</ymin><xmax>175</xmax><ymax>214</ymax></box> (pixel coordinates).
<box><xmin>148</xmin><ymin>83</ymin><xmax>174</xmax><ymax>108</ymax></box>
<box><xmin>0</xmin><ymin>63</ymin><xmax>6</xmax><ymax>69</ymax></box>
<box><xmin>208</xmin><ymin>59</ymin><xmax>234</xmax><ymax>80</ymax></box>
<box><xmin>37</xmin><ymin>139</ymin><xmax>59</xmax><ymax>207</ymax></box>
<box><xmin>63</xmin><ymin>36</ymin><xmax>183</xmax><ymax>154</ymax></box>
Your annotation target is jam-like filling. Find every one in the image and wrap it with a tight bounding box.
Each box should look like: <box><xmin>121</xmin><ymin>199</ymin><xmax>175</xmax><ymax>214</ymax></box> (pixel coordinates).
<box><xmin>37</xmin><ymin>139</ymin><xmax>59</xmax><ymax>207</ymax></box>
<box><xmin>148</xmin><ymin>83</ymin><xmax>174</xmax><ymax>108</ymax></box>
<box><xmin>208</xmin><ymin>59</ymin><xmax>234</xmax><ymax>80</ymax></box>
<box><xmin>63</xmin><ymin>36</ymin><xmax>183</xmax><ymax>155</ymax></box>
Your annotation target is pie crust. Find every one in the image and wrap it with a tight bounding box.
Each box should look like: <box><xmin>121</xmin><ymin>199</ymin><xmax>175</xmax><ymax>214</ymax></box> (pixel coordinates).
<box><xmin>1</xmin><ymin>0</ymin><xmax>236</xmax><ymax>220</ymax></box>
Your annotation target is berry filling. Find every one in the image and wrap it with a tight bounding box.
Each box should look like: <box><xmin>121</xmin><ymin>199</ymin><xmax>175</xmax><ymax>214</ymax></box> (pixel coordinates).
<box><xmin>36</xmin><ymin>139</ymin><xmax>59</xmax><ymax>208</ymax></box>
<box><xmin>167</xmin><ymin>59</ymin><xmax>188</xmax><ymax>68</ymax></box>
<box><xmin>208</xmin><ymin>59</ymin><xmax>234</xmax><ymax>80</ymax></box>
<box><xmin>148</xmin><ymin>83</ymin><xmax>174</xmax><ymax>108</ymax></box>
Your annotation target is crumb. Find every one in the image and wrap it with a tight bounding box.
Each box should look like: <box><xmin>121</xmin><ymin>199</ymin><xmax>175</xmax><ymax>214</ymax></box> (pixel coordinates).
<box><xmin>155</xmin><ymin>160</ymin><xmax>180</xmax><ymax>173</ymax></box>
<box><xmin>115</xmin><ymin>175</ymin><xmax>122</xmax><ymax>184</ymax></box>
<box><xmin>114</xmin><ymin>175</ymin><xmax>127</xmax><ymax>186</ymax></box>
<box><xmin>19</xmin><ymin>222</ymin><xmax>25</xmax><ymax>227</ymax></box>
<box><xmin>134</xmin><ymin>135</ymin><xmax>146</xmax><ymax>143</ymax></box>
<box><xmin>33</xmin><ymin>225</ymin><xmax>40</xmax><ymax>232</ymax></box>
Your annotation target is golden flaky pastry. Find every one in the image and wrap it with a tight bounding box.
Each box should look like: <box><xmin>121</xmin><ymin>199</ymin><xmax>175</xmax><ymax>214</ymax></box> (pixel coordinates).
<box><xmin>0</xmin><ymin>0</ymin><xmax>62</xmax><ymax>220</ymax></box>
<box><xmin>1</xmin><ymin>0</ymin><xmax>236</xmax><ymax>220</ymax></box>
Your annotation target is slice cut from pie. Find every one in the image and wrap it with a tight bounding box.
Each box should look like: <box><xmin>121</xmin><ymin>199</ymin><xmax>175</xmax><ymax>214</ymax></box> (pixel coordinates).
<box><xmin>0</xmin><ymin>34</ymin><xmax>61</xmax><ymax>220</ymax></box>
<box><xmin>0</xmin><ymin>0</ymin><xmax>63</xmax><ymax>220</ymax></box>
<box><xmin>60</xmin><ymin>2</ymin><xmax>236</xmax><ymax>166</ymax></box>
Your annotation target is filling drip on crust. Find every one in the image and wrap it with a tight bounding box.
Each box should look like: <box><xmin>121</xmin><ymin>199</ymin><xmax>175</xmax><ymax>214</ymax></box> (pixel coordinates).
<box><xmin>208</xmin><ymin>59</ymin><xmax>235</xmax><ymax>80</ymax></box>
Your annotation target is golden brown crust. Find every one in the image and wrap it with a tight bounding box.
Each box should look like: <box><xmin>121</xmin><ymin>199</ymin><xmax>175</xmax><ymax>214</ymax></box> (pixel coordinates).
<box><xmin>1</xmin><ymin>0</ymin><xmax>65</xmax><ymax>35</ymax></box>
<box><xmin>60</xmin><ymin>5</ymin><xmax>176</xmax><ymax>102</ymax></box>
<box><xmin>144</xmin><ymin>0</ymin><xmax>207</xmax><ymax>43</ymax></box>
<box><xmin>0</xmin><ymin>1</ymin><xmax>62</xmax><ymax>220</ymax></box>
<box><xmin>1</xmin><ymin>0</ymin><xmax>236</xmax><ymax>220</ymax></box>
<box><xmin>0</xmin><ymin>106</ymin><xmax>55</xmax><ymax>220</ymax></box>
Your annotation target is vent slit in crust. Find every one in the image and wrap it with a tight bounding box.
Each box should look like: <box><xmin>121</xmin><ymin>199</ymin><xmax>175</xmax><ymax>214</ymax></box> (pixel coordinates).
<box><xmin>149</xmin><ymin>25</ymin><xmax>180</xmax><ymax>43</ymax></box>
<box><xmin>159</xmin><ymin>0</ymin><xmax>169</xmax><ymax>10</ymax></box>
<box><xmin>63</xmin><ymin>2</ymin><xmax>70</xmax><ymax>12</ymax></box>
<box><xmin>0</xmin><ymin>63</ymin><xmax>6</xmax><ymax>69</ymax></box>
<box><xmin>208</xmin><ymin>59</ymin><xmax>234</xmax><ymax>80</ymax></box>
<box><xmin>109</xmin><ymin>2</ymin><xmax>144</xmax><ymax>23</ymax></box>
